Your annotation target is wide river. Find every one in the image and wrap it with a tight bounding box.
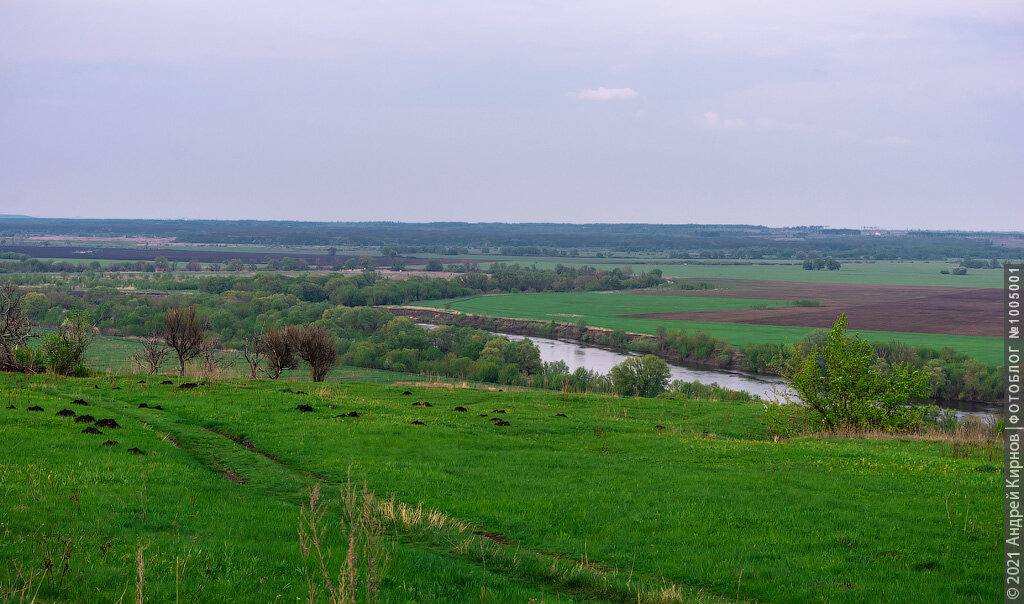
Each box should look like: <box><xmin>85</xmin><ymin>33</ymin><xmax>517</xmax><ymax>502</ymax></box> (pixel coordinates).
<box><xmin>423</xmin><ymin>325</ymin><xmax>1000</xmax><ymax>419</ymax></box>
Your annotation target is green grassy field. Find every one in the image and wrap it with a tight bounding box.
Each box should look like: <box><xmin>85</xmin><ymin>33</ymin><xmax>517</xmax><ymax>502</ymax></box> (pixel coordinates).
<box><xmin>0</xmin><ymin>372</ymin><xmax>1001</xmax><ymax>602</ymax></box>
<box><xmin>413</xmin><ymin>292</ymin><xmax>1003</xmax><ymax>365</ymax></box>
<box><xmin>478</xmin><ymin>261</ymin><xmax>1004</xmax><ymax>288</ymax></box>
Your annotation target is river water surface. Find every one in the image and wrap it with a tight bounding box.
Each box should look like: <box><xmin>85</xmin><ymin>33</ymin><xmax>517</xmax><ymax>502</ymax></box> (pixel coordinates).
<box><xmin>419</xmin><ymin>323</ymin><xmax>1000</xmax><ymax>418</ymax></box>
<box><xmin>502</xmin><ymin>332</ymin><xmax>792</xmax><ymax>399</ymax></box>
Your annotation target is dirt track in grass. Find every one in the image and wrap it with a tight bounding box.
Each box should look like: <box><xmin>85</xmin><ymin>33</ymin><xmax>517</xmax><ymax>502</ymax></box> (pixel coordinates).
<box><xmin>625</xmin><ymin>279</ymin><xmax>1001</xmax><ymax>337</ymax></box>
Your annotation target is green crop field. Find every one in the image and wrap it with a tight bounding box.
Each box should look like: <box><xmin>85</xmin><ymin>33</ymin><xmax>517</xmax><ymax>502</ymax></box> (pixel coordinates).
<box><xmin>481</xmin><ymin>261</ymin><xmax>1004</xmax><ymax>288</ymax></box>
<box><xmin>0</xmin><ymin>372</ymin><xmax>1001</xmax><ymax>602</ymax></box>
<box><xmin>413</xmin><ymin>292</ymin><xmax>1003</xmax><ymax>365</ymax></box>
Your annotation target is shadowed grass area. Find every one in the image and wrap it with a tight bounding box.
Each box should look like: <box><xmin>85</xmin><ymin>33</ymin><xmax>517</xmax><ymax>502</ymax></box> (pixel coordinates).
<box><xmin>0</xmin><ymin>372</ymin><xmax>1001</xmax><ymax>602</ymax></box>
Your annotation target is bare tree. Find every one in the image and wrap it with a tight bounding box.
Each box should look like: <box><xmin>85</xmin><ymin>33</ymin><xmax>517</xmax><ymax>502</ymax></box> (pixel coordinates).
<box><xmin>292</xmin><ymin>325</ymin><xmax>337</xmax><ymax>383</ymax></box>
<box><xmin>132</xmin><ymin>336</ymin><xmax>169</xmax><ymax>375</ymax></box>
<box><xmin>198</xmin><ymin>334</ymin><xmax>234</xmax><ymax>378</ymax></box>
<box><xmin>0</xmin><ymin>282</ymin><xmax>33</xmax><ymax>371</ymax></box>
<box><xmin>162</xmin><ymin>306</ymin><xmax>209</xmax><ymax>377</ymax></box>
<box><xmin>261</xmin><ymin>326</ymin><xmax>295</xmax><ymax>379</ymax></box>
<box><xmin>240</xmin><ymin>330</ymin><xmax>266</xmax><ymax>379</ymax></box>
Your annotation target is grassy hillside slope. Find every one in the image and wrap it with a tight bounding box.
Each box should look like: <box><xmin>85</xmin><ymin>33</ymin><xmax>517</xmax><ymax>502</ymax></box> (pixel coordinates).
<box><xmin>1</xmin><ymin>373</ymin><xmax>1001</xmax><ymax>602</ymax></box>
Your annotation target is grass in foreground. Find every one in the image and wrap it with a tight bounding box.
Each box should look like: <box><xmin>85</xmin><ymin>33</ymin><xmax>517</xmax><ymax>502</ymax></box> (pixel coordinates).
<box><xmin>0</xmin><ymin>372</ymin><xmax>1002</xmax><ymax>602</ymax></box>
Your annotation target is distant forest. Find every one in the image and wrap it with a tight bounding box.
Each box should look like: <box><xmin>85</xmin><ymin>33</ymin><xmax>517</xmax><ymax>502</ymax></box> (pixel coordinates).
<box><xmin>0</xmin><ymin>217</ymin><xmax>1021</xmax><ymax>260</ymax></box>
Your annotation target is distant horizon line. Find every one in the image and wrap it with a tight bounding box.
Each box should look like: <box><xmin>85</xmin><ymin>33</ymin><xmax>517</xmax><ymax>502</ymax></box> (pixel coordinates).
<box><xmin>1</xmin><ymin>215</ymin><xmax>1021</xmax><ymax>235</ymax></box>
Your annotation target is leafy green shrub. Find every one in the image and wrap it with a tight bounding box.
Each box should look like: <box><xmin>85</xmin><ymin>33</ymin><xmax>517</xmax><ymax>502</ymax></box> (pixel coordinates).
<box><xmin>783</xmin><ymin>314</ymin><xmax>929</xmax><ymax>432</ymax></box>
<box><xmin>741</xmin><ymin>342</ymin><xmax>788</xmax><ymax>372</ymax></box>
<box><xmin>791</xmin><ymin>299</ymin><xmax>821</xmax><ymax>307</ymax></box>
<box><xmin>610</xmin><ymin>354</ymin><xmax>670</xmax><ymax>398</ymax></box>
<box><xmin>41</xmin><ymin>310</ymin><xmax>92</xmax><ymax>376</ymax></box>
<box><xmin>12</xmin><ymin>344</ymin><xmax>46</xmax><ymax>374</ymax></box>
<box><xmin>661</xmin><ymin>379</ymin><xmax>759</xmax><ymax>402</ymax></box>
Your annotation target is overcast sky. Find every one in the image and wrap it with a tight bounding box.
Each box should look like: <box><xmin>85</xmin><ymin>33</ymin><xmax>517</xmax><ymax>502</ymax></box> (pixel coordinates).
<box><xmin>1</xmin><ymin>1</ymin><xmax>1021</xmax><ymax>229</ymax></box>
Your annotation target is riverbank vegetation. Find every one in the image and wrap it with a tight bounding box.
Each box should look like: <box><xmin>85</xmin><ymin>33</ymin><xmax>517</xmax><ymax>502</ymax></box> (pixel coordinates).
<box><xmin>3</xmin><ymin>262</ymin><xmax>1004</xmax><ymax>404</ymax></box>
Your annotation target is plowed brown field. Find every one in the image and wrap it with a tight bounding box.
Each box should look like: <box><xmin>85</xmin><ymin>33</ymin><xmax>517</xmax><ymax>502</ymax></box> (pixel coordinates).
<box><xmin>624</xmin><ymin>279</ymin><xmax>1000</xmax><ymax>337</ymax></box>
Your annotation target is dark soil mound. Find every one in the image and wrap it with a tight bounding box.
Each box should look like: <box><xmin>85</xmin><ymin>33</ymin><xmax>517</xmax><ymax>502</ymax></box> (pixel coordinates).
<box><xmin>411</xmin><ymin>420</ymin><xmax>425</xmax><ymax>425</ymax></box>
<box><xmin>71</xmin><ymin>399</ymin><xmax>89</xmax><ymax>406</ymax></box>
<box><xmin>454</xmin><ymin>406</ymin><xmax>468</xmax><ymax>412</ymax></box>
<box><xmin>126</xmin><ymin>447</ymin><xmax>145</xmax><ymax>455</ymax></box>
<box><xmin>95</xmin><ymin>418</ymin><xmax>121</xmax><ymax>429</ymax></box>
<box><xmin>346</xmin><ymin>411</ymin><xmax>360</xmax><ymax>418</ymax></box>
<box><xmin>138</xmin><ymin>403</ymin><xmax>149</xmax><ymax>408</ymax></box>
<box><xmin>5</xmin><ymin>405</ymin><xmax>14</xmax><ymax>410</ymax></box>
<box><xmin>295</xmin><ymin>404</ymin><xmax>315</xmax><ymax>412</ymax></box>
<box><xmin>152</xmin><ymin>405</ymin><xmax>164</xmax><ymax>411</ymax></box>
<box><xmin>401</xmin><ymin>390</ymin><xmax>412</xmax><ymax>395</ymax></box>
<box><xmin>111</xmin><ymin>386</ymin><xmax>122</xmax><ymax>390</ymax></box>
<box><xmin>137</xmin><ymin>380</ymin><xmax>146</xmax><ymax>384</ymax></box>
<box><xmin>479</xmin><ymin>413</ymin><xmax>488</xmax><ymax>417</ymax></box>
<box><xmin>555</xmin><ymin>413</ymin><xmax>567</xmax><ymax>417</ymax></box>
<box><xmin>655</xmin><ymin>425</ymin><xmax>665</xmax><ymax>431</ymax></box>
<box><xmin>27</xmin><ymin>405</ymin><xmax>43</xmax><ymax>412</ymax></box>
<box><xmin>82</xmin><ymin>426</ymin><xmax>102</xmax><ymax>434</ymax></box>
<box><xmin>488</xmin><ymin>417</ymin><xmax>499</xmax><ymax>422</ymax></box>
<box><xmin>75</xmin><ymin>414</ymin><xmax>95</xmax><ymax>423</ymax></box>
<box><xmin>492</xmin><ymin>409</ymin><xmax>507</xmax><ymax>414</ymax></box>
<box><xmin>494</xmin><ymin>420</ymin><xmax>510</xmax><ymax>426</ymax></box>
<box><xmin>56</xmin><ymin>409</ymin><xmax>76</xmax><ymax>417</ymax></box>
<box><xmin>102</xmin><ymin>440</ymin><xmax>118</xmax><ymax>447</ymax></box>
<box><xmin>161</xmin><ymin>380</ymin><xmax>173</xmax><ymax>385</ymax></box>
<box><xmin>178</xmin><ymin>382</ymin><xmax>198</xmax><ymax>389</ymax></box>
<box><xmin>93</xmin><ymin>385</ymin><xmax>100</xmax><ymax>389</ymax></box>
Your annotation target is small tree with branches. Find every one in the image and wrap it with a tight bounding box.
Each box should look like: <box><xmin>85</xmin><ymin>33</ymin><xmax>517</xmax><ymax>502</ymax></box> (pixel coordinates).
<box><xmin>0</xmin><ymin>282</ymin><xmax>33</xmax><ymax>372</ymax></box>
<box><xmin>240</xmin><ymin>330</ymin><xmax>266</xmax><ymax>379</ymax></box>
<box><xmin>132</xmin><ymin>335</ymin><xmax>169</xmax><ymax>375</ymax></box>
<box><xmin>261</xmin><ymin>326</ymin><xmax>296</xmax><ymax>379</ymax></box>
<box><xmin>162</xmin><ymin>306</ymin><xmax>209</xmax><ymax>377</ymax></box>
<box><xmin>198</xmin><ymin>334</ymin><xmax>234</xmax><ymax>378</ymax></box>
<box><xmin>291</xmin><ymin>325</ymin><xmax>337</xmax><ymax>382</ymax></box>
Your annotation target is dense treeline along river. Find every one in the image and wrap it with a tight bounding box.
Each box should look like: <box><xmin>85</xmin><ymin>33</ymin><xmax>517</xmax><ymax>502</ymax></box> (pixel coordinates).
<box><xmin>422</xmin><ymin>325</ymin><xmax>1001</xmax><ymax>419</ymax></box>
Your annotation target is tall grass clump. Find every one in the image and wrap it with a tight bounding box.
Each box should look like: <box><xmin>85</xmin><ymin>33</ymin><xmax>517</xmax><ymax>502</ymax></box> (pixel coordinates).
<box><xmin>298</xmin><ymin>478</ymin><xmax>390</xmax><ymax>604</ymax></box>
